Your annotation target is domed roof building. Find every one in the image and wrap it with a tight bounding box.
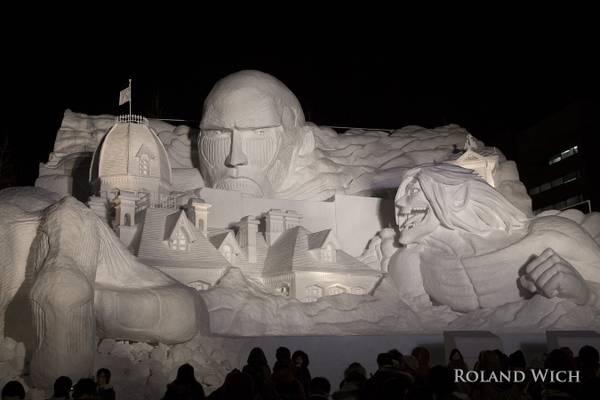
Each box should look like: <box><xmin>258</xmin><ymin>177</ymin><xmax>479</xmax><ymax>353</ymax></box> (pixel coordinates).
<box><xmin>90</xmin><ymin>115</ymin><xmax>172</xmax><ymax>200</ymax></box>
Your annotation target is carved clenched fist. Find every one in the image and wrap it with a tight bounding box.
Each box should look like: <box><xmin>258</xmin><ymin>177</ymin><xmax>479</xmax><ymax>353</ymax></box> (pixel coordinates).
<box><xmin>521</xmin><ymin>248</ymin><xmax>591</xmax><ymax>305</ymax></box>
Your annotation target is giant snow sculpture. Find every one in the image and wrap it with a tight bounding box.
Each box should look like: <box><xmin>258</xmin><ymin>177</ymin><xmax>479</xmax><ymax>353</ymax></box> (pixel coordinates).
<box><xmin>198</xmin><ymin>70</ymin><xmax>531</xmax><ymax>212</ymax></box>
<box><xmin>36</xmin><ymin>70</ymin><xmax>531</xmax><ymax>216</ymax></box>
<box><xmin>387</xmin><ymin>164</ymin><xmax>600</xmax><ymax>312</ymax></box>
<box><xmin>5</xmin><ymin>69</ymin><xmax>600</xmax><ymax>392</ymax></box>
<box><xmin>0</xmin><ymin>188</ymin><xmax>201</xmax><ymax>388</ymax></box>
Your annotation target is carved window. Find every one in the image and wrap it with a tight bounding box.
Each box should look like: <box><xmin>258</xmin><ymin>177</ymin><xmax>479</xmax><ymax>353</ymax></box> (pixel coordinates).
<box><xmin>222</xmin><ymin>245</ymin><xmax>233</xmax><ymax>263</ymax></box>
<box><xmin>351</xmin><ymin>287</ymin><xmax>365</xmax><ymax>295</ymax></box>
<box><xmin>124</xmin><ymin>213</ymin><xmax>131</xmax><ymax>226</ymax></box>
<box><xmin>279</xmin><ymin>284</ymin><xmax>290</xmax><ymax>297</ymax></box>
<box><xmin>322</xmin><ymin>244</ymin><xmax>335</xmax><ymax>263</ymax></box>
<box><xmin>169</xmin><ymin>228</ymin><xmax>188</xmax><ymax>251</ymax></box>
<box><xmin>189</xmin><ymin>280</ymin><xmax>210</xmax><ymax>291</ymax></box>
<box><xmin>139</xmin><ymin>155</ymin><xmax>150</xmax><ymax>176</ymax></box>
<box><xmin>306</xmin><ymin>285</ymin><xmax>323</xmax><ymax>298</ymax></box>
<box><xmin>327</xmin><ymin>285</ymin><xmax>347</xmax><ymax>296</ymax></box>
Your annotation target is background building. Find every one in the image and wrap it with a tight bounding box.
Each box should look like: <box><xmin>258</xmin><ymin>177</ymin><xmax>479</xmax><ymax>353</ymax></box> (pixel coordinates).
<box><xmin>516</xmin><ymin>102</ymin><xmax>598</xmax><ymax>214</ymax></box>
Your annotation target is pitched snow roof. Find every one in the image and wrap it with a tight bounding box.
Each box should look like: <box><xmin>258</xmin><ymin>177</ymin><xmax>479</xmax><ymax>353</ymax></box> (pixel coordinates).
<box><xmin>94</xmin><ymin>121</ymin><xmax>172</xmax><ymax>185</ymax></box>
<box><xmin>164</xmin><ymin>210</ymin><xmax>198</xmax><ymax>242</ymax></box>
<box><xmin>263</xmin><ymin>226</ymin><xmax>378</xmax><ymax>277</ymax></box>
<box><xmin>307</xmin><ymin>229</ymin><xmax>339</xmax><ymax>250</ymax></box>
<box><xmin>137</xmin><ymin>208</ymin><xmax>230</xmax><ymax>270</ymax></box>
<box><xmin>135</xmin><ymin>143</ymin><xmax>155</xmax><ymax>158</ymax></box>
<box><xmin>208</xmin><ymin>231</ymin><xmax>230</xmax><ymax>249</ymax></box>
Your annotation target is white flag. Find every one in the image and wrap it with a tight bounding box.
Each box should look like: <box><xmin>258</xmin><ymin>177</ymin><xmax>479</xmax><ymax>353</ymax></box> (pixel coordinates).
<box><xmin>119</xmin><ymin>86</ymin><xmax>131</xmax><ymax>105</ymax></box>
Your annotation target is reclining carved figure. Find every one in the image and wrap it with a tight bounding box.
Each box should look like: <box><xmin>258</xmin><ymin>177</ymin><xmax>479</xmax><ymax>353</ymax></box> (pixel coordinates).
<box><xmin>388</xmin><ymin>164</ymin><xmax>600</xmax><ymax>312</ymax></box>
<box><xmin>0</xmin><ymin>188</ymin><xmax>201</xmax><ymax>388</ymax></box>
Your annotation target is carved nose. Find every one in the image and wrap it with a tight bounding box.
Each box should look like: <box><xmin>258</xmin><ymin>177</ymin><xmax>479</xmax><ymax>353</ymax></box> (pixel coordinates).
<box><xmin>225</xmin><ymin>131</ymin><xmax>248</xmax><ymax>167</ymax></box>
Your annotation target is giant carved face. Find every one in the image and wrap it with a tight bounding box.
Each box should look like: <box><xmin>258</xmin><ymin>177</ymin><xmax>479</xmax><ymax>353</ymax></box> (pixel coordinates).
<box><xmin>199</xmin><ymin>70</ymin><xmax>308</xmax><ymax>198</ymax></box>
<box><xmin>395</xmin><ymin>176</ymin><xmax>440</xmax><ymax>245</ymax></box>
<box><xmin>395</xmin><ymin>164</ymin><xmax>529</xmax><ymax>245</ymax></box>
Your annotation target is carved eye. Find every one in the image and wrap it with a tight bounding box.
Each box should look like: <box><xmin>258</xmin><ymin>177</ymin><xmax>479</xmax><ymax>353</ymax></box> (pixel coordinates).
<box><xmin>255</xmin><ymin>129</ymin><xmax>265</xmax><ymax>136</ymax></box>
<box><xmin>410</xmin><ymin>187</ymin><xmax>420</xmax><ymax>195</ymax></box>
<box><xmin>203</xmin><ymin>129</ymin><xmax>228</xmax><ymax>138</ymax></box>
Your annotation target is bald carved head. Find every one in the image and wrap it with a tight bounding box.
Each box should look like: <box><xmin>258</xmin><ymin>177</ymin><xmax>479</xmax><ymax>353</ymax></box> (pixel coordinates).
<box><xmin>199</xmin><ymin>70</ymin><xmax>313</xmax><ymax>197</ymax></box>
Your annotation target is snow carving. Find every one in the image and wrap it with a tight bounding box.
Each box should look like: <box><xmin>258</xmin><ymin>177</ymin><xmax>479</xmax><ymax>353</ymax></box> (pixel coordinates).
<box><xmin>198</xmin><ymin>70</ymin><xmax>531</xmax><ymax>213</ymax></box>
<box><xmin>35</xmin><ymin>71</ymin><xmax>531</xmax><ymax>218</ymax></box>
<box><xmin>388</xmin><ymin>163</ymin><xmax>600</xmax><ymax>312</ymax></box>
<box><xmin>5</xmin><ymin>69</ymin><xmax>600</xmax><ymax>392</ymax></box>
<box><xmin>0</xmin><ymin>188</ymin><xmax>202</xmax><ymax>388</ymax></box>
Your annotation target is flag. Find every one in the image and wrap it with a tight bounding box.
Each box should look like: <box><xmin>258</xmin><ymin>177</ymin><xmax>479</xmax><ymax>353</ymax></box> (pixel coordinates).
<box><xmin>119</xmin><ymin>85</ymin><xmax>131</xmax><ymax>106</ymax></box>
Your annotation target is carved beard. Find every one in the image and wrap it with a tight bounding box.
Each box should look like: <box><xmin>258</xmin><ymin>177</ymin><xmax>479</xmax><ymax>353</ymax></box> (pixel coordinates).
<box><xmin>267</xmin><ymin>144</ymin><xmax>295</xmax><ymax>191</ymax></box>
<box><xmin>243</xmin><ymin>134</ymin><xmax>280</xmax><ymax>167</ymax></box>
<box><xmin>199</xmin><ymin>132</ymin><xmax>278</xmax><ymax>197</ymax></box>
<box><xmin>214</xmin><ymin>178</ymin><xmax>264</xmax><ymax>197</ymax></box>
<box><xmin>199</xmin><ymin>128</ymin><xmax>302</xmax><ymax>197</ymax></box>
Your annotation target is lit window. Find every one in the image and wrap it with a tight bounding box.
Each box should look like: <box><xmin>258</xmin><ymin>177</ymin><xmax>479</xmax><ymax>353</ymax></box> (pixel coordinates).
<box><xmin>535</xmin><ymin>170</ymin><xmax>580</xmax><ymax>194</ymax></box>
<box><xmin>548</xmin><ymin>145</ymin><xmax>579</xmax><ymax>165</ymax></box>
<box><xmin>549</xmin><ymin>156</ymin><xmax>561</xmax><ymax>165</ymax></box>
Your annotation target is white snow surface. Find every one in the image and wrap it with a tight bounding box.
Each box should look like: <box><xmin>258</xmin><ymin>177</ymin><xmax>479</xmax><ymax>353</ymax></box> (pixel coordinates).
<box><xmin>201</xmin><ymin>268</ymin><xmax>600</xmax><ymax>336</ymax></box>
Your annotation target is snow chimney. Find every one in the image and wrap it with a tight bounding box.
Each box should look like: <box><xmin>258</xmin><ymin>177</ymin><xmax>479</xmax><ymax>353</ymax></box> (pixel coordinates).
<box><xmin>283</xmin><ymin>210</ymin><xmax>302</xmax><ymax>230</ymax></box>
<box><xmin>265</xmin><ymin>209</ymin><xmax>286</xmax><ymax>246</ymax></box>
<box><xmin>188</xmin><ymin>198</ymin><xmax>211</xmax><ymax>236</ymax></box>
<box><xmin>238</xmin><ymin>216</ymin><xmax>259</xmax><ymax>263</ymax></box>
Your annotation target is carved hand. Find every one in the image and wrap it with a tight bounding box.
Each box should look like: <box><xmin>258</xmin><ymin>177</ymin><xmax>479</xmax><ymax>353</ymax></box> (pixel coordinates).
<box><xmin>521</xmin><ymin>248</ymin><xmax>590</xmax><ymax>305</ymax></box>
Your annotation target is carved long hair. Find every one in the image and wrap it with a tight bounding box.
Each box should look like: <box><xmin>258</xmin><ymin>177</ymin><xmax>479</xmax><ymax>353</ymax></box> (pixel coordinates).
<box><xmin>401</xmin><ymin>163</ymin><xmax>529</xmax><ymax>235</ymax></box>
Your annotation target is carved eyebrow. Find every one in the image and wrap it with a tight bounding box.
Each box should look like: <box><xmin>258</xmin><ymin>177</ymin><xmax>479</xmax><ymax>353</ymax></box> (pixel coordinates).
<box><xmin>234</xmin><ymin>124</ymin><xmax>282</xmax><ymax>130</ymax></box>
<box><xmin>404</xmin><ymin>180</ymin><xmax>419</xmax><ymax>194</ymax></box>
<box><xmin>200</xmin><ymin>125</ymin><xmax>231</xmax><ymax>132</ymax></box>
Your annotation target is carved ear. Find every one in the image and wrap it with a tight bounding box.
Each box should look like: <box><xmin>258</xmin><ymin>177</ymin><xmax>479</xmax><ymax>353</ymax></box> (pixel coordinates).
<box><xmin>298</xmin><ymin>127</ymin><xmax>315</xmax><ymax>156</ymax></box>
<box><xmin>282</xmin><ymin>106</ymin><xmax>296</xmax><ymax>128</ymax></box>
<box><xmin>452</xmin><ymin>183</ymin><xmax>470</xmax><ymax>210</ymax></box>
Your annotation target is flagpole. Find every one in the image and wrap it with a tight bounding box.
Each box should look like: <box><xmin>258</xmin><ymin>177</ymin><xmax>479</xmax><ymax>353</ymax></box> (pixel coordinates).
<box><xmin>129</xmin><ymin>78</ymin><xmax>132</xmax><ymax>118</ymax></box>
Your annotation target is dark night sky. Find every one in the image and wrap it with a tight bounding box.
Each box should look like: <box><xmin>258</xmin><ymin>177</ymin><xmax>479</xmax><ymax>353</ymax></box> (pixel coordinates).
<box><xmin>3</xmin><ymin>53</ymin><xmax>598</xmax><ymax>188</ymax></box>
